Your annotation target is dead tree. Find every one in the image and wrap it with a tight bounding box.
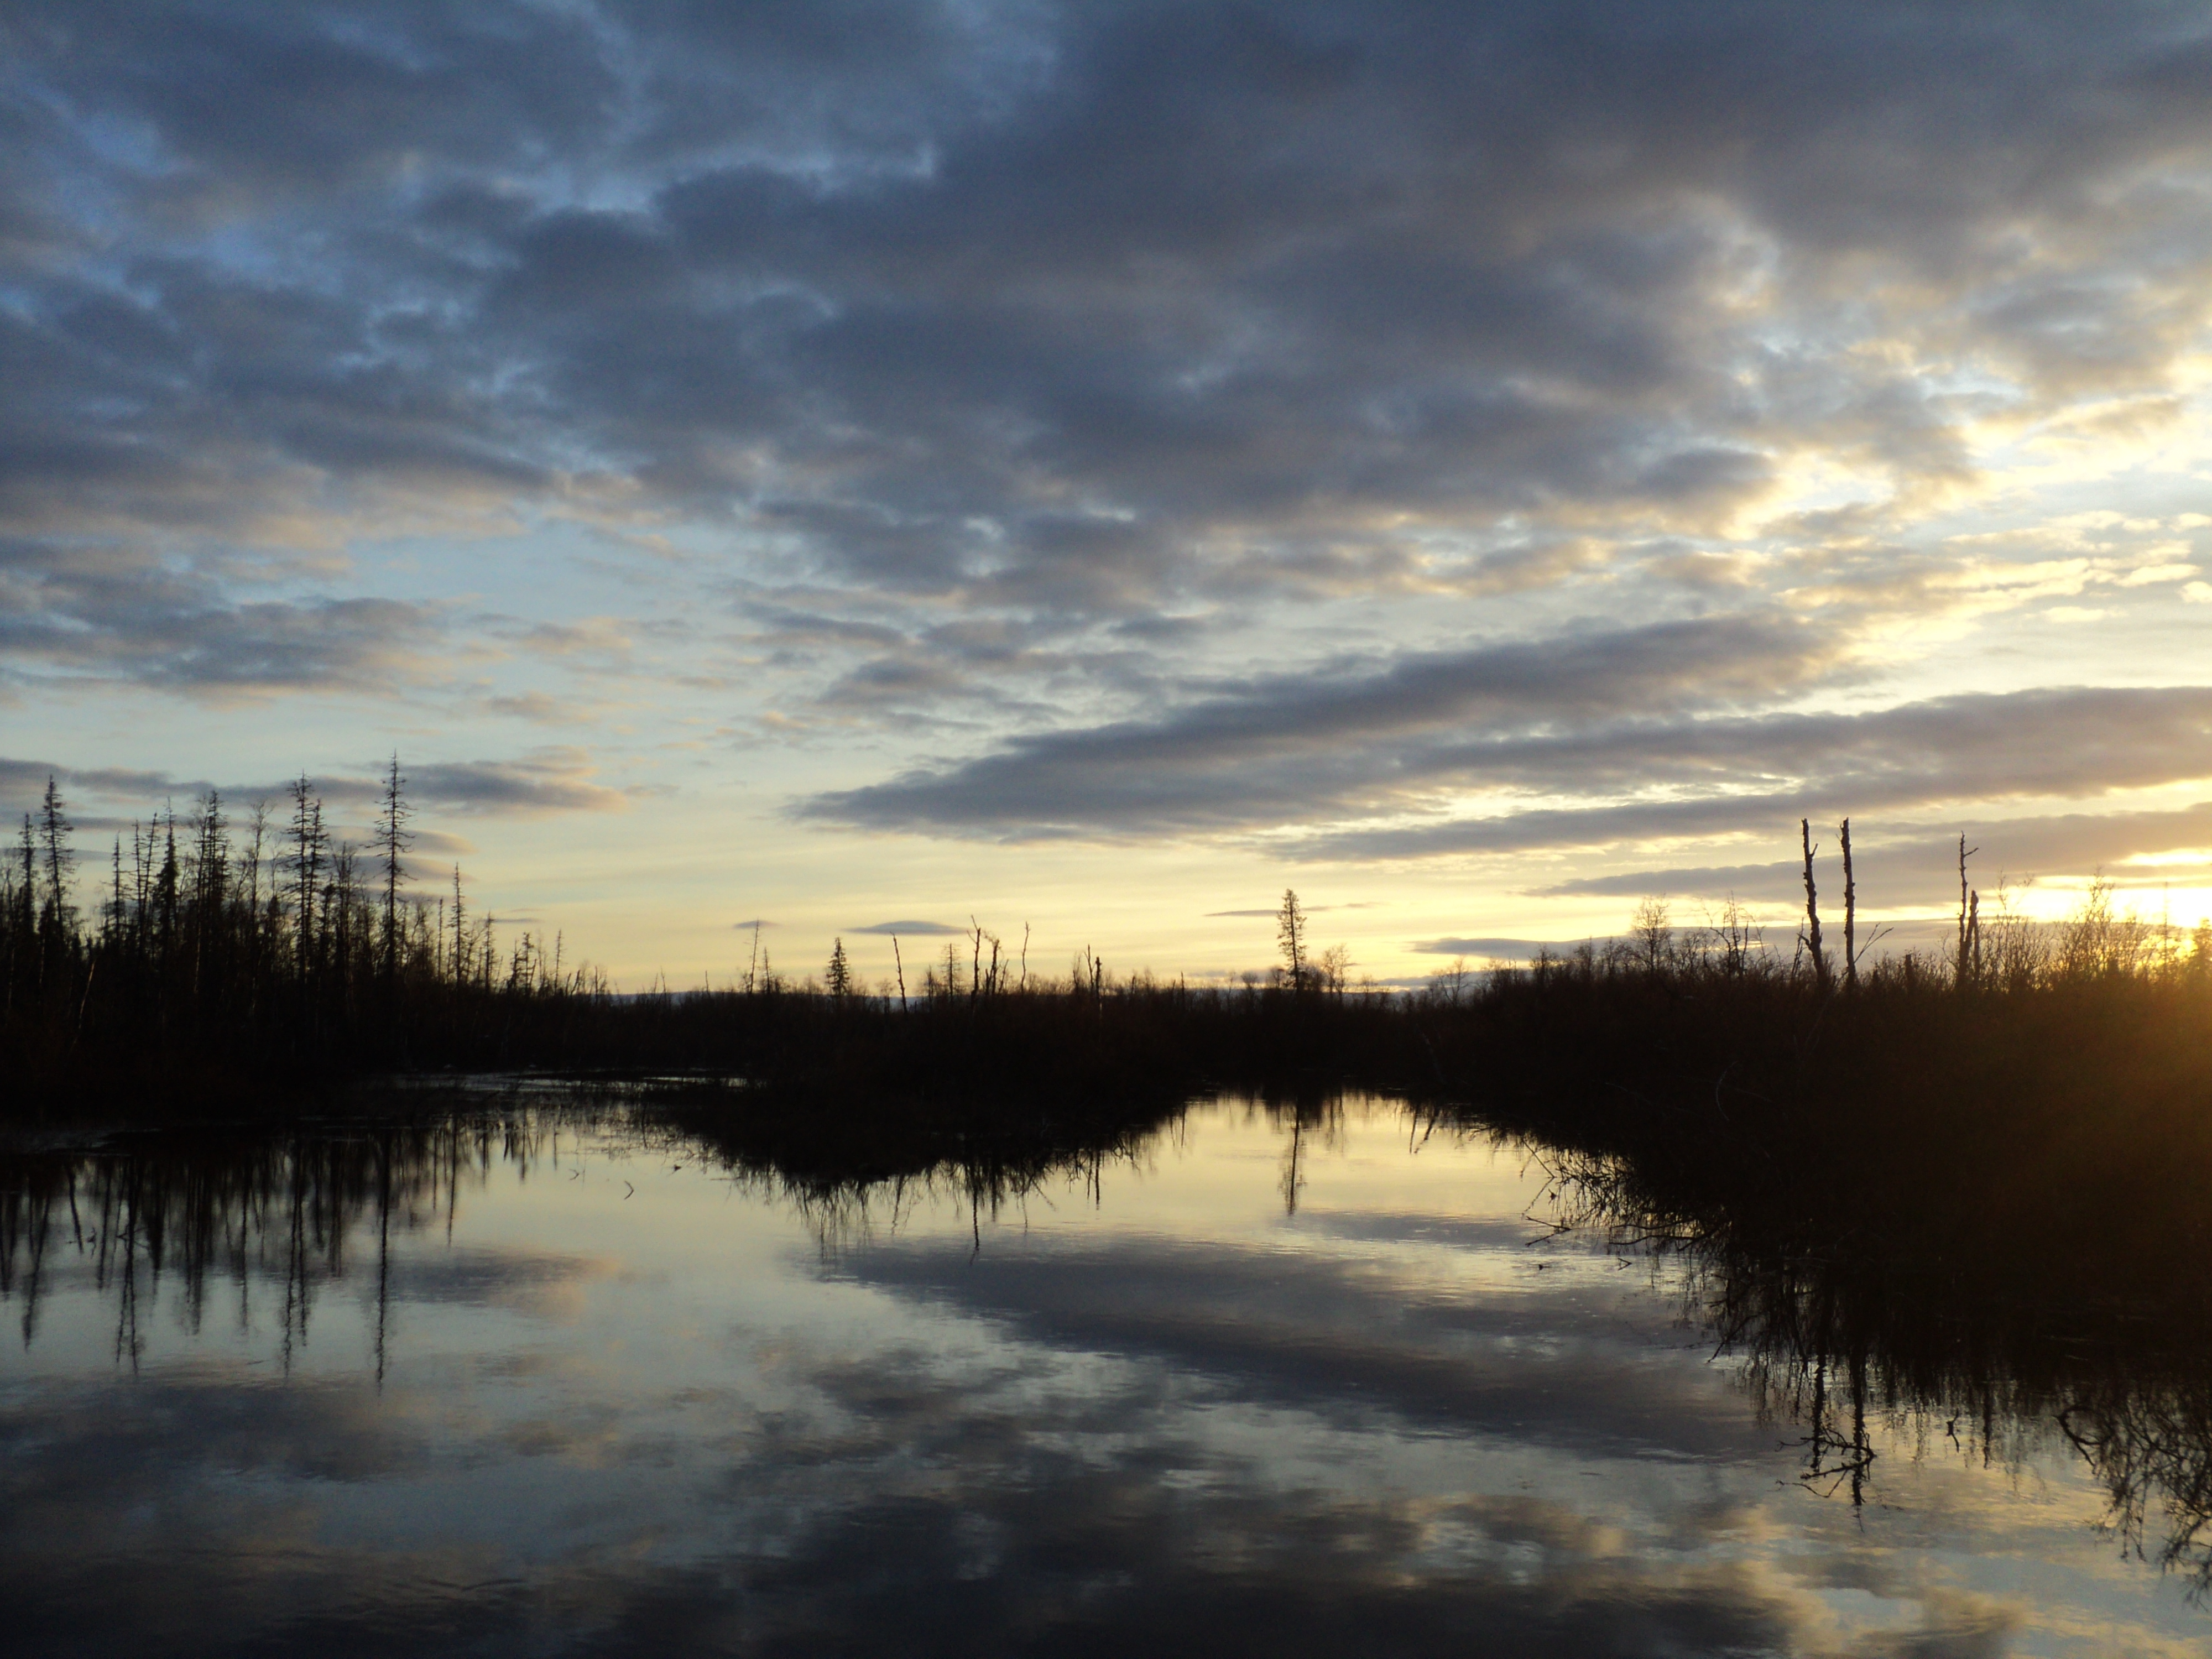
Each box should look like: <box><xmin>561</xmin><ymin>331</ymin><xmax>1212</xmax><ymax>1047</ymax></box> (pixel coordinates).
<box><xmin>1840</xmin><ymin>818</ymin><xmax>1856</xmax><ymax>991</ymax></box>
<box><xmin>1955</xmin><ymin>834</ymin><xmax>1980</xmax><ymax>990</ymax></box>
<box><xmin>1801</xmin><ymin>818</ymin><xmax>1829</xmax><ymax>990</ymax></box>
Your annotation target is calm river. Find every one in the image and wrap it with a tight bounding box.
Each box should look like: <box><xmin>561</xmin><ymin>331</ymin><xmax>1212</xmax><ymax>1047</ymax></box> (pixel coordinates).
<box><xmin>2</xmin><ymin>1093</ymin><xmax>2203</xmax><ymax>1656</ymax></box>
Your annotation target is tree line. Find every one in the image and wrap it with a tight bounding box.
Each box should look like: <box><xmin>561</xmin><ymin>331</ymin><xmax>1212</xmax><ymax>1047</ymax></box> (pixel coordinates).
<box><xmin>9</xmin><ymin>775</ymin><xmax>2211</xmax><ymax>1117</ymax></box>
<box><xmin>3</xmin><ymin>763</ymin><xmax>601</xmax><ymax>1096</ymax></box>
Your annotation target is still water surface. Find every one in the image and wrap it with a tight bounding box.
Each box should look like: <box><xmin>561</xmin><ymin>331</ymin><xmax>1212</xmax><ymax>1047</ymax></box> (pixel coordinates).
<box><xmin>2</xmin><ymin>1094</ymin><xmax>2204</xmax><ymax>1656</ymax></box>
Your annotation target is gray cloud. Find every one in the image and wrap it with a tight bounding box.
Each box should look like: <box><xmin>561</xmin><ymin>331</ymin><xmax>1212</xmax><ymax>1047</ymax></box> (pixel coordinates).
<box><xmin>800</xmin><ymin>641</ymin><xmax>2212</xmax><ymax>848</ymax></box>
<box><xmin>4</xmin><ymin>0</ymin><xmax>2211</xmax><ymax>941</ymax></box>
<box><xmin>0</xmin><ymin>541</ymin><xmax>446</xmax><ymax>694</ymax></box>
<box><xmin>400</xmin><ymin>754</ymin><xmax>627</xmax><ymax>815</ymax></box>
<box><xmin>1533</xmin><ymin>805</ymin><xmax>2212</xmax><ymax>910</ymax></box>
<box><xmin>1413</xmin><ymin>937</ymin><xmax>1598</xmax><ymax>961</ymax></box>
<box><xmin>800</xmin><ymin>613</ymin><xmax>1850</xmax><ymax>837</ymax></box>
<box><xmin>4</xmin><ymin>1</ymin><xmax>2209</xmax><ymax>708</ymax></box>
<box><xmin>1</xmin><ymin>750</ymin><xmax>624</xmax><ymax>823</ymax></box>
<box><xmin>846</xmin><ymin>919</ymin><xmax>967</xmax><ymax>936</ymax></box>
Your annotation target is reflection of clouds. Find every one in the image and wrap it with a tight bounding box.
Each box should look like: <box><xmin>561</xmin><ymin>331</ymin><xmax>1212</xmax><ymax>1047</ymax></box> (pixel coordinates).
<box><xmin>1</xmin><ymin>1105</ymin><xmax>2200</xmax><ymax>1654</ymax></box>
<box><xmin>390</xmin><ymin>1244</ymin><xmax>621</xmax><ymax>1321</ymax></box>
<box><xmin>4</xmin><ymin>1106</ymin><xmax>2194</xmax><ymax>1659</ymax></box>
<box><xmin>0</xmin><ymin>1349</ymin><xmax>2137</xmax><ymax>1658</ymax></box>
<box><xmin>0</xmin><ymin>1377</ymin><xmax>408</xmax><ymax>1494</ymax></box>
<box><xmin>831</xmin><ymin>1232</ymin><xmax>1764</xmax><ymax>1461</ymax></box>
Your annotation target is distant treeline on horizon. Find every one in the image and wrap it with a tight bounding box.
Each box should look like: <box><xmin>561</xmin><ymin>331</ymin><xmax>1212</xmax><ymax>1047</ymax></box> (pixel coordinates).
<box><xmin>8</xmin><ymin>769</ymin><xmax>2212</xmax><ymax>1110</ymax></box>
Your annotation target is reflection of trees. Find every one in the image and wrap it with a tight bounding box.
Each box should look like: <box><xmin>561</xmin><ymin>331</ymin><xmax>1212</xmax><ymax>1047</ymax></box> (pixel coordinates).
<box><xmin>1262</xmin><ymin>1094</ymin><xmax>1345</xmax><ymax>1217</ymax></box>
<box><xmin>0</xmin><ymin>1089</ymin><xmax>1198</xmax><ymax>1348</ymax></box>
<box><xmin>0</xmin><ymin>1111</ymin><xmax>568</xmax><ymax>1377</ymax></box>
<box><xmin>644</xmin><ymin>1092</ymin><xmax>1191</xmax><ymax>1255</ymax></box>
<box><xmin>2062</xmin><ymin>1378</ymin><xmax>2212</xmax><ymax>1584</ymax></box>
<box><xmin>1527</xmin><ymin>1138</ymin><xmax>2212</xmax><ymax>1593</ymax></box>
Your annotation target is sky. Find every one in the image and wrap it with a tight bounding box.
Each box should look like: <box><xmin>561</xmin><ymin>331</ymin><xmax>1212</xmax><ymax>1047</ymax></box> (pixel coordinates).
<box><xmin>5</xmin><ymin>0</ymin><xmax>2212</xmax><ymax>988</ymax></box>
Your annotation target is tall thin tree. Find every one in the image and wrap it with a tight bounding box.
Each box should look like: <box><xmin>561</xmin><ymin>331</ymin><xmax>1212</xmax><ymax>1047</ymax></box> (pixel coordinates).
<box><xmin>288</xmin><ymin>777</ymin><xmax>326</xmax><ymax>982</ymax></box>
<box><xmin>1799</xmin><ymin>819</ymin><xmax>1828</xmax><ymax>990</ymax></box>
<box><xmin>1277</xmin><ymin>888</ymin><xmax>1309</xmax><ymax>992</ymax></box>
<box><xmin>450</xmin><ymin>864</ymin><xmax>468</xmax><ymax>984</ymax></box>
<box><xmin>37</xmin><ymin>777</ymin><xmax>74</xmax><ymax>935</ymax></box>
<box><xmin>375</xmin><ymin>754</ymin><xmax>412</xmax><ymax>983</ymax></box>
<box><xmin>1839</xmin><ymin>818</ymin><xmax>1856</xmax><ymax>991</ymax></box>
<box><xmin>15</xmin><ymin>815</ymin><xmax>34</xmax><ymax>938</ymax></box>
<box><xmin>1955</xmin><ymin>833</ymin><xmax>1980</xmax><ymax>990</ymax></box>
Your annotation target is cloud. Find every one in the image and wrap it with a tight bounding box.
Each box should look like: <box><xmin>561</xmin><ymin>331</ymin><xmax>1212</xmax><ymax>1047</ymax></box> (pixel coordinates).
<box><xmin>800</xmin><ymin>613</ymin><xmax>1850</xmax><ymax>838</ymax></box>
<box><xmin>0</xmin><ymin>757</ymin><xmax>210</xmax><ymax>805</ymax></box>
<box><xmin>845</xmin><ymin>919</ymin><xmax>967</xmax><ymax>936</ymax></box>
<box><xmin>400</xmin><ymin>754</ymin><xmax>628</xmax><ymax>815</ymax></box>
<box><xmin>1413</xmin><ymin>937</ymin><xmax>1597</xmax><ymax>961</ymax></box>
<box><xmin>1533</xmin><ymin>805</ymin><xmax>2212</xmax><ymax>909</ymax></box>
<box><xmin>4</xmin><ymin>0</ymin><xmax>2210</xmax><ymax>712</ymax></box>
<box><xmin>801</xmin><ymin>645</ymin><xmax>2212</xmax><ymax>851</ymax></box>
<box><xmin>0</xmin><ymin>749</ymin><xmax>626</xmax><ymax>822</ymax></box>
<box><xmin>1294</xmin><ymin>686</ymin><xmax>2212</xmax><ymax>862</ymax></box>
<box><xmin>5</xmin><ymin>0</ymin><xmax>2212</xmax><ymax>940</ymax></box>
<box><xmin>1206</xmin><ymin>903</ymin><xmax>1368</xmax><ymax>916</ymax></box>
<box><xmin>0</xmin><ymin>543</ymin><xmax>446</xmax><ymax>695</ymax></box>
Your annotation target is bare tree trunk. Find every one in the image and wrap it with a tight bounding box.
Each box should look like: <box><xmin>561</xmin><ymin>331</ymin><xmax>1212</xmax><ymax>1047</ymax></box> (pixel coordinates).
<box><xmin>1955</xmin><ymin>834</ymin><xmax>1980</xmax><ymax>990</ymax></box>
<box><xmin>1840</xmin><ymin>818</ymin><xmax>1856</xmax><ymax>991</ymax></box>
<box><xmin>1801</xmin><ymin>818</ymin><xmax>1828</xmax><ymax>989</ymax></box>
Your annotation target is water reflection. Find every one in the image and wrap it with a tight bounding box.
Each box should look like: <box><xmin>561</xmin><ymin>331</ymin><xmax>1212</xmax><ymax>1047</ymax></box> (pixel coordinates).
<box><xmin>1529</xmin><ymin>1134</ymin><xmax>2212</xmax><ymax>1593</ymax></box>
<box><xmin>0</xmin><ymin>1114</ymin><xmax>561</xmax><ymax>1377</ymax></box>
<box><xmin>0</xmin><ymin>1092</ymin><xmax>2206</xmax><ymax>1655</ymax></box>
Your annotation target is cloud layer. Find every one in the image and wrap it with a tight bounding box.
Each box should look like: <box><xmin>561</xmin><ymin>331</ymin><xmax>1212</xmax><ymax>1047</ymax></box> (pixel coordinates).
<box><xmin>6</xmin><ymin>2</ymin><xmax>2211</xmax><ymax>924</ymax></box>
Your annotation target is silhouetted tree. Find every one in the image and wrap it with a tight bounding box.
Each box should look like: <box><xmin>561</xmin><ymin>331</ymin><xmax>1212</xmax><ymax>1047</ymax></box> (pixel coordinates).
<box><xmin>1800</xmin><ymin>819</ymin><xmax>1829</xmax><ymax>990</ymax></box>
<box><xmin>1277</xmin><ymin>888</ymin><xmax>1308</xmax><ymax>992</ymax></box>
<box><xmin>1631</xmin><ymin>897</ymin><xmax>1671</xmax><ymax>974</ymax></box>
<box><xmin>1955</xmin><ymin>833</ymin><xmax>1981</xmax><ymax>989</ymax></box>
<box><xmin>287</xmin><ymin>778</ymin><xmax>326</xmax><ymax>984</ymax></box>
<box><xmin>1839</xmin><ymin>818</ymin><xmax>1856</xmax><ymax>991</ymax></box>
<box><xmin>37</xmin><ymin>778</ymin><xmax>74</xmax><ymax>937</ymax></box>
<box><xmin>376</xmin><ymin>754</ymin><xmax>411</xmax><ymax>983</ymax></box>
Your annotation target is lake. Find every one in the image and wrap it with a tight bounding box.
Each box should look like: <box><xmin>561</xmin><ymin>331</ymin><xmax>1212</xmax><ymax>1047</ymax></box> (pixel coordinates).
<box><xmin>2</xmin><ymin>1091</ymin><xmax>2205</xmax><ymax>1656</ymax></box>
